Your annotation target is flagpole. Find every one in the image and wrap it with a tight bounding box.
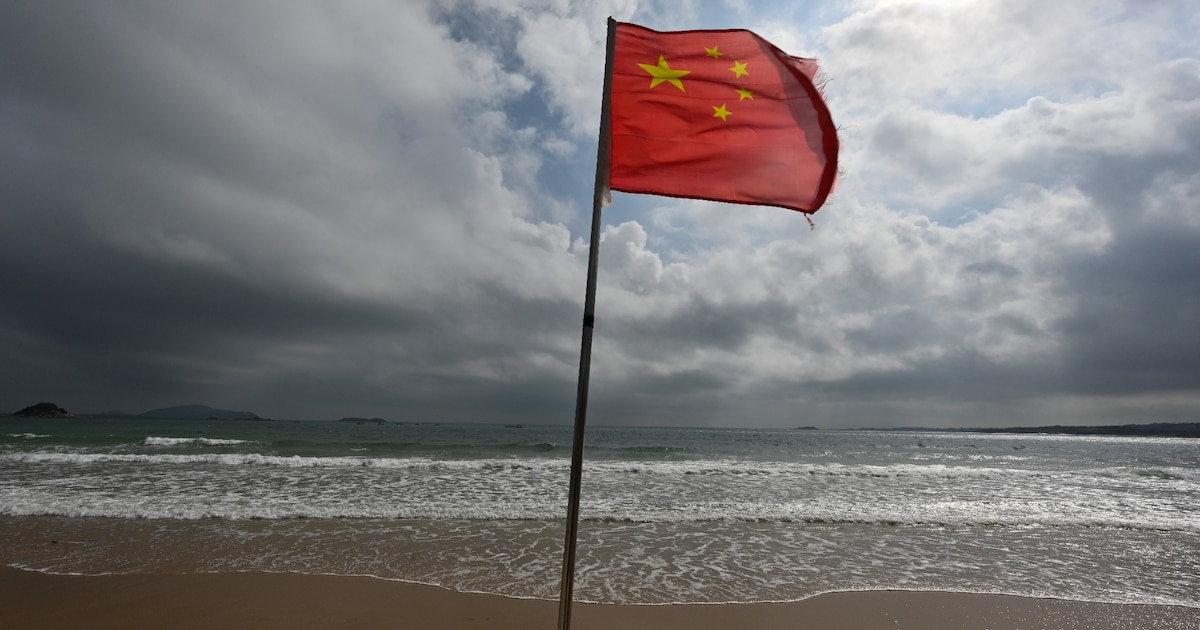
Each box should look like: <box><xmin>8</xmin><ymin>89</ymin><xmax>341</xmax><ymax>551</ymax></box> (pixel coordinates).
<box><xmin>557</xmin><ymin>16</ymin><xmax>616</xmax><ymax>630</ymax></box>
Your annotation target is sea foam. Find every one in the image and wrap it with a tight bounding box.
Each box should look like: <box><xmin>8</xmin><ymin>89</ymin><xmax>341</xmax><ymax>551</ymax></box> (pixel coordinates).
<box><xmin>143</xmin><ymin>436</ymin><xmax>251</xmax><ymax>447</ymax></box>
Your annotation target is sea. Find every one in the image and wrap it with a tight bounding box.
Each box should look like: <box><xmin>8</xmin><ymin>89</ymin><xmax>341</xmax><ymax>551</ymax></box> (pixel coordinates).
<box><xmin>1</xmin><ymin>418</ymin><xmax>1197</xmax><ymax>609</ymax></box>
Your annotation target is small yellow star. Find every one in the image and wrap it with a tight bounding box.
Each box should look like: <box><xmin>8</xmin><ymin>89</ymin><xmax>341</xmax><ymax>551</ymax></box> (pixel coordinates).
<box><xmin>729</xmin><ymin>60</ymin><xmax>749</xmax><ymax>78</ymax></box>
<box><xmin>637</xmin><ymin>55</ymin><xmax>690</xmax><ymax>92</ymax></box>
<box><xmin>735</xmin><ymin>87</ymin><xmax>754</xmax><ymax>101</ymax></box>
<box><xmin>705</xmin><ymin>46</ymin><xmax>723</xmax><ymax>59</ymax></box>
<box><xmin>712</xmin><ymin>103</ymin><xmax>732</xmax><ymax>121</ymax></box>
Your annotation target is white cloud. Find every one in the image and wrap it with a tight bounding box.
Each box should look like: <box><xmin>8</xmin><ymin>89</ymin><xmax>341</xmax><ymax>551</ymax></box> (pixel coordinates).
<box><xmin>824</xmin><ymin>0</ymin><xmax>1160</xmax><ymax>110</ymax></box>
<box><xmin>511</xmin><ymin>0</ymin><xmax>639</xmax><ymax>136</ymax></box>
<box><xmin>588</xmin><ymin>185</ymin><xmax>1108</xmax><ymax>396</ymax></box>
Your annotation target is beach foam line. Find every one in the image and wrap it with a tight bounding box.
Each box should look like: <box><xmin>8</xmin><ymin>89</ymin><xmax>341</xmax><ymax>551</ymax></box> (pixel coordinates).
<box><xmin>3</xmin><ymin>497</ymin><xmax>1195</xmax><ymax>531</ymax></box>
<box><xmin>0</xmin><ymin>451</ymin><xmax>573</xmax><ymax>471</ymax></box>
<box><xmin>0</xmin><ymin>566</ymin><xmax>1197</xmax><ymax>630</ymax></box>
<box><xmin>7</xmin><ymin>449</ymin><xmax>1196</xmax><ymax>484</ymax></box>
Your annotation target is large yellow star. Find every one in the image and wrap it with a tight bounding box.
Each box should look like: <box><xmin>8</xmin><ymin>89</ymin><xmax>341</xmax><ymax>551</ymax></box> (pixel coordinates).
<box><xmin>637</xmin><ymin>55</ymin><xmax>690</xmax><ymax>92</ymax></box>
<box><xmin>729</xmin><ymin>60</ymin><xmax>749</xmax><ymax>78</ymax></box>
<box><xmin>735</xmin><ymin>88</ymin><xmax>754</xmax><ymax>101</ymax></box>
<box><xmin>712</xmin><ymin>103</ymin><xmax>732</xmax><ymax>121</ymax></box>
<box><xmin>705</xmin><ymin>46</ymin><xmax>723</xmax><ymax>59</ymax></box>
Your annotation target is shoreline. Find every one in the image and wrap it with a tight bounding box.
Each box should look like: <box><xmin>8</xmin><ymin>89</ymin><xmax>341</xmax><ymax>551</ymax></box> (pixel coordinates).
<box><xmin>3</xmin><ymin>567</ymin><xmax>1197</xmax><ymax>630</ymax></box>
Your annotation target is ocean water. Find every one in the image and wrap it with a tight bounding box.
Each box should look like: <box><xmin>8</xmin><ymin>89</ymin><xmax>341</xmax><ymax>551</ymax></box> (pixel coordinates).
<box><xmin>1</xmin><ymin>418</ymin><xmax>1197</xmax><ymax>608</ymax></box>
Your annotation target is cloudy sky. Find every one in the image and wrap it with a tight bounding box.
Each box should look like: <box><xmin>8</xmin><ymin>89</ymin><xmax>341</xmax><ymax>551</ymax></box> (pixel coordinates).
<box><xmin>2</xmin><ymin>0</ymin><xmax>1198</xmax><ymax>428</ymax></box>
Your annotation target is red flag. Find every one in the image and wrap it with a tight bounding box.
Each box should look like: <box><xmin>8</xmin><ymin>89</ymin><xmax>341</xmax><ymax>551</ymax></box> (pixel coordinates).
<box><xmin>608</xmin><ymin>22</ymin><xmax>838</xmax><ymax>214</ymax></box>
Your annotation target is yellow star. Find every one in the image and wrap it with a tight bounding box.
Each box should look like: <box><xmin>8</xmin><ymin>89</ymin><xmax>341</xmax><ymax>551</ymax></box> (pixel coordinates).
<box><xmin>735</xmin><ymin>87</ymin><xmax>754</xmax><ymax>101</ymax></box>
<box><xmin>637</xmin><ymin>55</ymin><xmax>690</xmax><ymax>92</ymax></box>
<box><xmin>729</xmin><ymin>60</ymin><xmax>749</xmax><ymax>78</ymax></box>
<box><xmin>705</xmin><ymin>46</ymin><xmax>723</xmax><ymax>59</ymax></box>
<box><xmin>712</xmin><ymin>103</ymin><xmax>732</xmax><ymax>121</ymax></box>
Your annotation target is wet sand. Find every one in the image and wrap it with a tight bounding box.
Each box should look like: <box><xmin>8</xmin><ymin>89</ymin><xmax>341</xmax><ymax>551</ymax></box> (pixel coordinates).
<box><xmin>2</xmin><ymin>566</ymin><xmax>1197</xmax><ymax>629</ymax></box>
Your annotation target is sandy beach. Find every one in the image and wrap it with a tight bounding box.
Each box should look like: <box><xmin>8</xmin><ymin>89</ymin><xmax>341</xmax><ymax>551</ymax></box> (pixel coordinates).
<box><xmin>2</xmin><ymin>567</ymin><xmax>1196</xmax><ymax>630</ymax></box>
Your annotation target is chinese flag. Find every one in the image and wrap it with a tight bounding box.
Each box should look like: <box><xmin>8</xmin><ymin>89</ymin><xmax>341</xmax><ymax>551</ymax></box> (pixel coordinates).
<box><xmin>608</xmin><ymin>22</ymin><xmax>838</xmax><ymax>214</ymax></box>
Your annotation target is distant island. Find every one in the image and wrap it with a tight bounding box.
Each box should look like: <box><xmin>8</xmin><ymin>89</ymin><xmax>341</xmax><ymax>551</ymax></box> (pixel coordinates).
<box><xmin>9</xmin><ymin>402</ymin><xmax>266</xmax><ymax>421</ymax></box>
<box><xmin>12</xmin><ymin>402</ymin><xmax>77</xmax><ymax>418</ymax></box>
<box><xmin>337</xmin><ymin>417</ymin><xmax>387</xmax><ymax>424</ymax></box>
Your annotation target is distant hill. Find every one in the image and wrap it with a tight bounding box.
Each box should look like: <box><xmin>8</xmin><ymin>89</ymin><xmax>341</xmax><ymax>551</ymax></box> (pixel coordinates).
<box><xmin>974</xmin><ymin>422</ymin><xmax>1200</xmax><ymax>438</ymax></box>
<box><xmin>137</xmin><ymin>404</ymin><xmax>259</xmax><ymax>420</ymax></box>
<box><xmin>856</xmin><ymin>422</ymin><xmax>1200</xmax><ymax>438</ymax></box>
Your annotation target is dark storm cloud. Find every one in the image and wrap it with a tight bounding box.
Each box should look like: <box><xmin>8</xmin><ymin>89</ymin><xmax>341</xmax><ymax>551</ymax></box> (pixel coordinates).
<box><xmin>1054</xmin><ymin>225</ymin><xmax>1200</xmax><ymax>395</ymax></box>
<box><xmin>843</xmin><ymin>308</ymin><xmax>946</xmax><ymax>354</ymax></box>
<box><xmin>1041</xmin><ymin>92</ymin><xmax>1200</xmax><ymax>396</ymax></box>
<box><xmin>607</xmin><ymin>296</ymin><xmax>799</xmax><ymax>357</ymax></box>
<box><xmin>0</xmin><ymin>1</ymin><xmax>584</xmax><ymax>420</ymax></box>
<box><xmin>2</xmin><ymin>0</ymin><xmax>1198</xmax><ymax>428</ymax></box>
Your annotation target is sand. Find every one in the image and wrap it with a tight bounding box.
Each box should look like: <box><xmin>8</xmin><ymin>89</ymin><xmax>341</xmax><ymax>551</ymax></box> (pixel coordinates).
<box><xmin>1</xmin><ymin>566</ymin><xmax>1196</xmax><ymax>629</ymax></box>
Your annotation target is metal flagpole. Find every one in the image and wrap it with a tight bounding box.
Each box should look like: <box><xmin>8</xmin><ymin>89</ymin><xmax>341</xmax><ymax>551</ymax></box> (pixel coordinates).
<box><xmin>557</xmin><ymin>17</ymin><xmax>616</xmax><ymax>630</ymax></box>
